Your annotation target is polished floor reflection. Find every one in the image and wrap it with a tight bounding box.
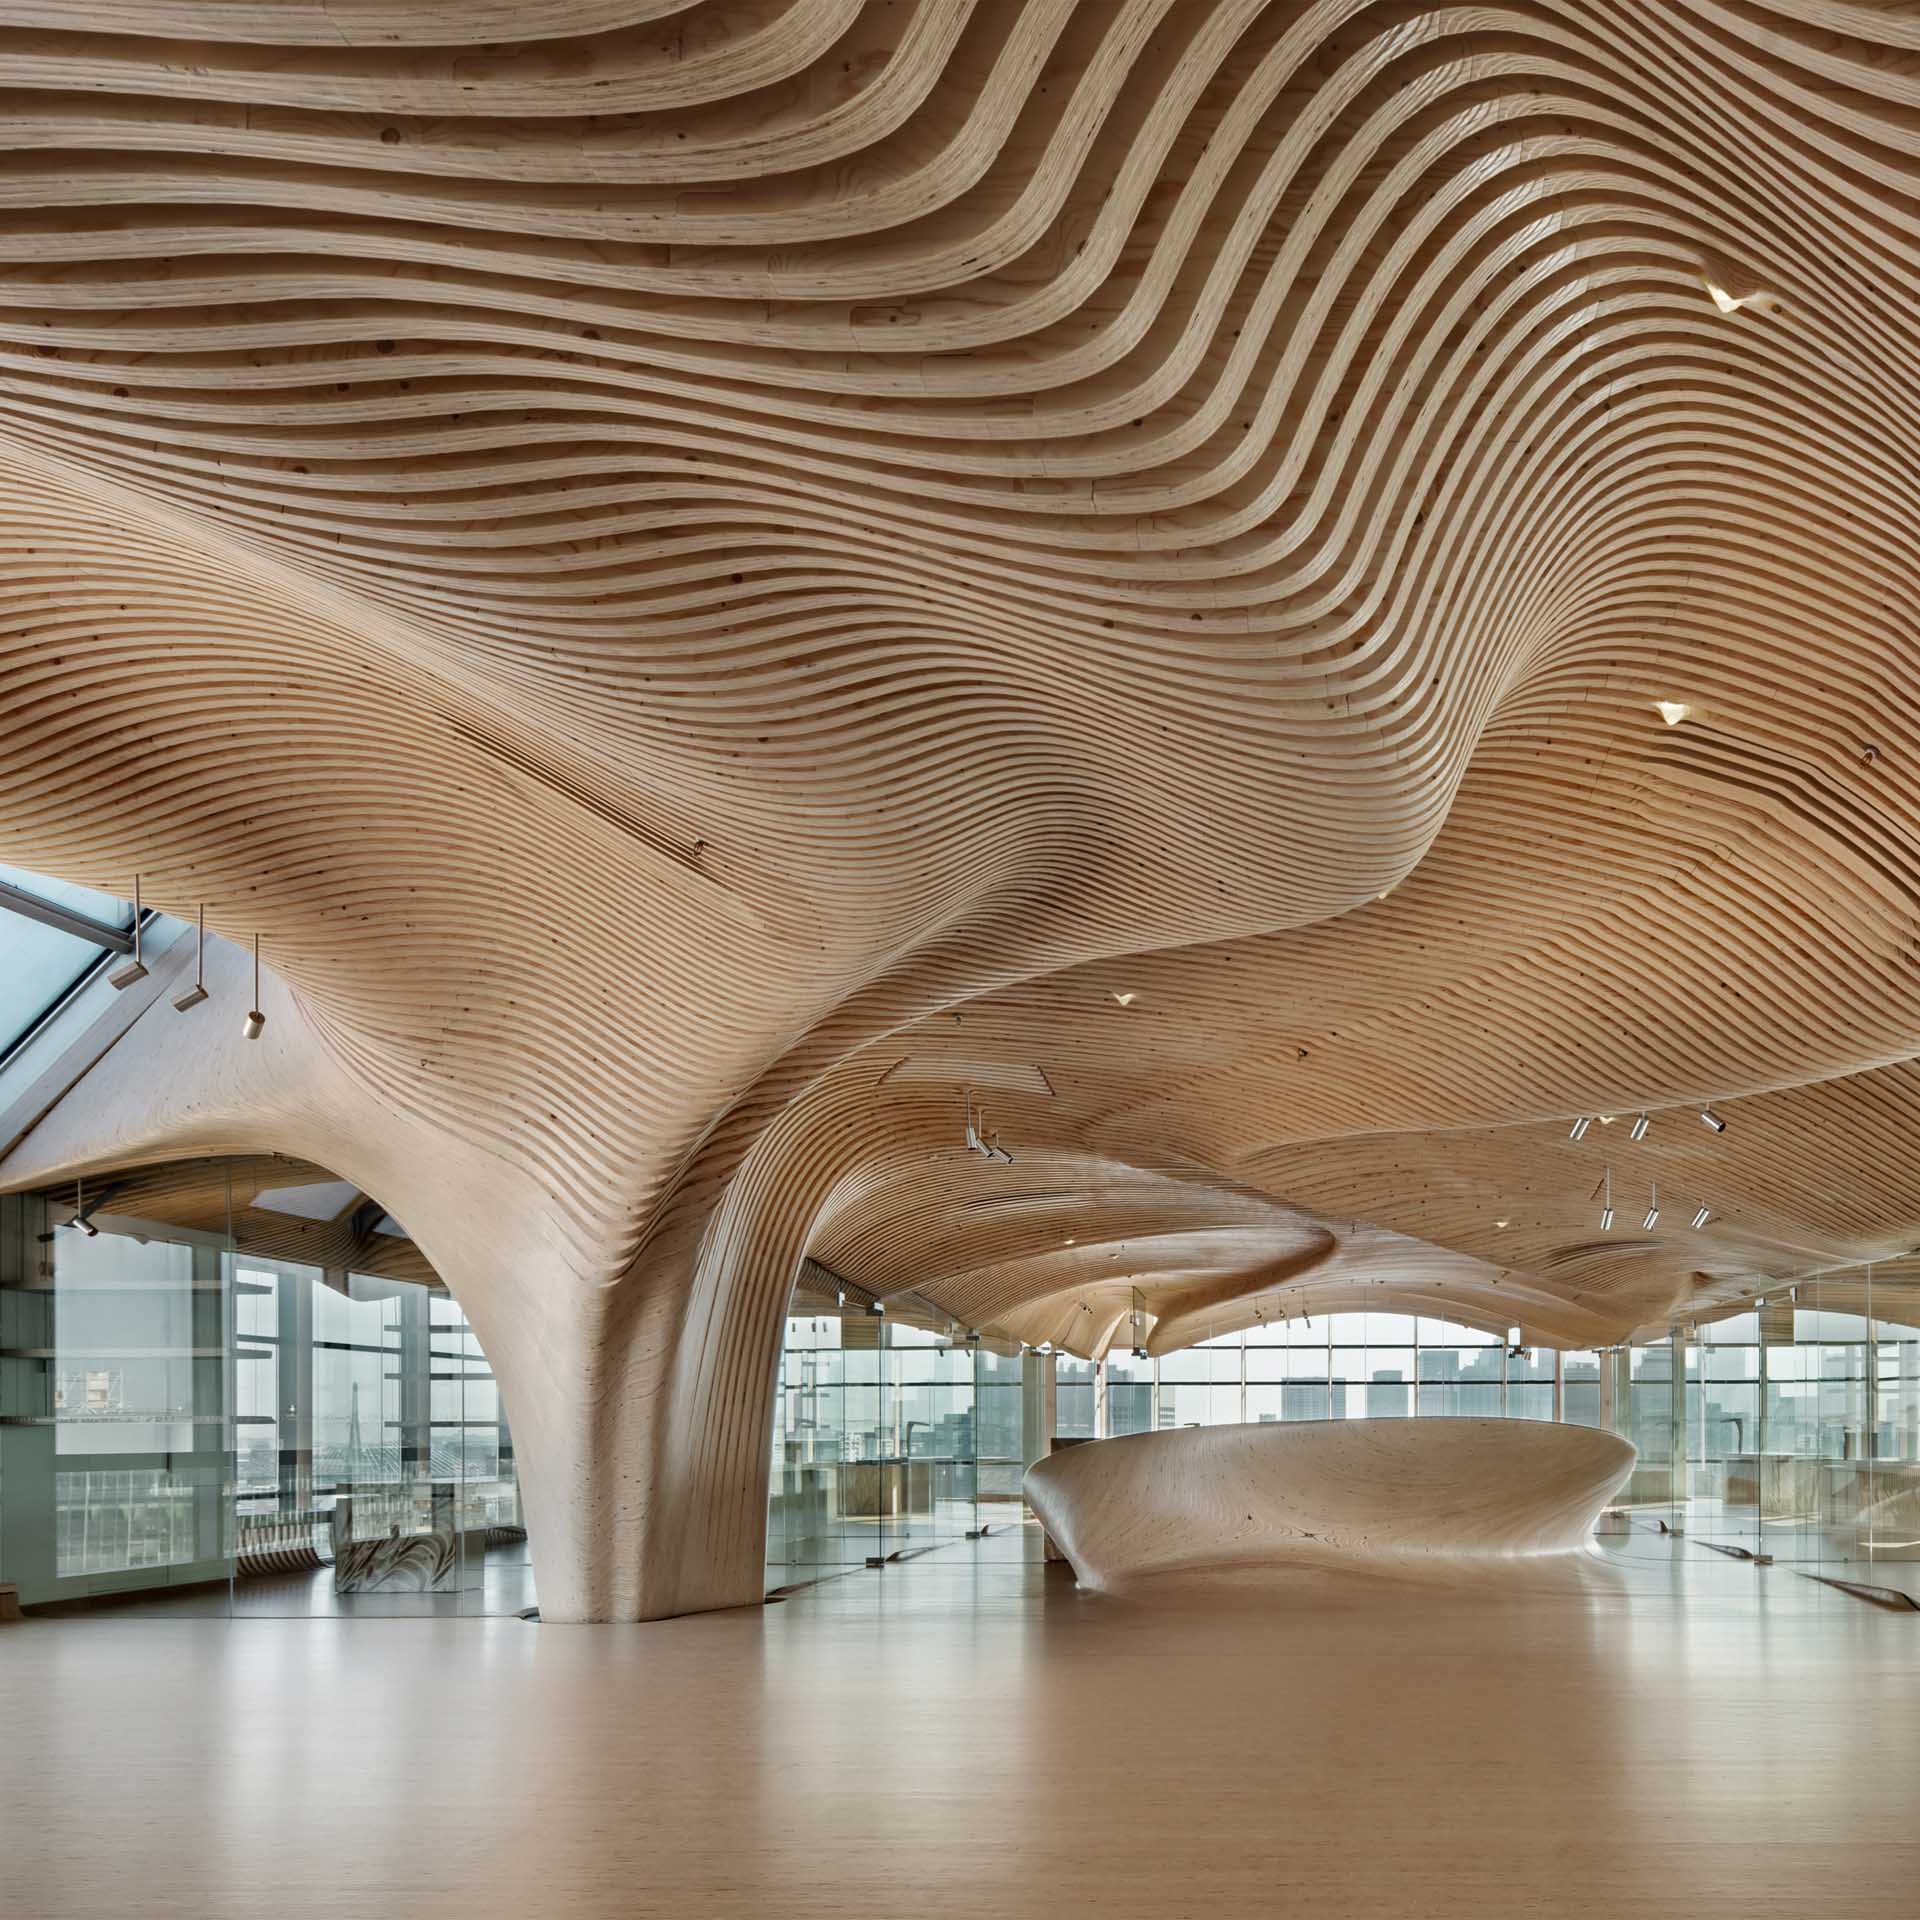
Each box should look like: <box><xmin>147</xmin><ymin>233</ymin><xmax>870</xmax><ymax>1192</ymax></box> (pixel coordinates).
<box><xmin>4</xmin><ymin>1525</ymin><xmax>1917</xmax><ymax>1918</ymax></box>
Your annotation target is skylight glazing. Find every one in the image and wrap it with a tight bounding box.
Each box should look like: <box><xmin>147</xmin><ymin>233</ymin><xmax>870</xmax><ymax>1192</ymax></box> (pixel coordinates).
<box><xmin>0</xmin><ymin>864</ymin><xmax>134</xmax><ymax>1065</ymax></box>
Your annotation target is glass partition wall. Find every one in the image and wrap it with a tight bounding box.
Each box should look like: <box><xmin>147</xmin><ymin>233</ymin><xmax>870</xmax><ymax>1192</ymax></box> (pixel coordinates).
<box><xmin>0</xmin><ymin>1185</ymin><xmax>528</xmax><ymax>1615</ymax></box>
<box><xmin>1629</xmin><ymin>1270</ymin><xmax>1920</xmax><ymax>1594</ymax></box>
<box><xmin>766</xmin><ymin>1312</ymin><xmax>1017</xmax><ymax>1579</ymax></box>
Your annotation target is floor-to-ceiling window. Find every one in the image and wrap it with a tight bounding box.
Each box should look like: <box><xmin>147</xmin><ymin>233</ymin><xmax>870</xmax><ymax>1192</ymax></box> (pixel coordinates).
<box><xmin>0</xmin><ymin>1189</ymin><xmax>528</xmax><ymax>1615</ymax></box>
<box><xmin>1092</xmin><ymin>1313</ymin><xmax>1575</xmax><ymax>1429</ymax></box>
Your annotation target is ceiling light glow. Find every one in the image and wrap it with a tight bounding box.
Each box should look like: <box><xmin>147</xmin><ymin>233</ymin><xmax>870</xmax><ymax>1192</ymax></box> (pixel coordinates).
<box><xmin>1655</xmin><ymin>700</ymin><xmax>1691</xmax><ymax>727</ymax></box>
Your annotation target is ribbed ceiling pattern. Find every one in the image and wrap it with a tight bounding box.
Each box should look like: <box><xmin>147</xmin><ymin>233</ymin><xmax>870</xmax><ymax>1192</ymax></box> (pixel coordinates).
<box><xmin>2</xmin><ymin>1</ymin><xmax>1919</xmax><ymax>1614</ymax></box>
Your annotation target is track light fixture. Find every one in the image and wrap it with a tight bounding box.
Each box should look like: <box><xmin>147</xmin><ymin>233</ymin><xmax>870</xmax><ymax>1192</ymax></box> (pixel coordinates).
<box><xmin>1569</xmin><ymin>1116</ymin><xmax>1591</xmax><ymax>1141</ymax></box>
<box><xmin>1630</xmin><ymin>1113</ymin><xmax>1650</xmax><ymax>1142</ymax></box>
<box><xmin>242</xmin><ymin>932</ymin><xmax>266</xmax><ymax>1040</ymax></box>
<box><xmin>1700</xmin><ymin>1108</ymin><xmax>1726</xmax><ymax>1133</ymax></box>
<box><xmin>1643</xmin><ymin>1184</ymin><xmax>1660</xmax><ymax>1232</ymax></box>
<box><xmin>172</xmin><ymin>902</ymin><xmax>210</xmax><ymax>1011</ymax></box>
<box><xmin>108</xmin><ymin>875</ymin><xmax>149</xmax><ymax>989</ymax></box>
<box><xmin>1691</xmin><ymin>1205</ymin><xmax>1710</xmax><ymax>1230</ymax></box>
<box><xmin>1600</xmin><ymin>1167</ymin><xmax>1614</xmax><ymax>1232</ymax></box>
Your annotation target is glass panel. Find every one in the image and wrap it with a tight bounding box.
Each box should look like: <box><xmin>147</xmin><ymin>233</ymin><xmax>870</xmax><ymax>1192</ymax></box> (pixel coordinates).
<box><xmin>0</xmin><ymin>1192</ymin><xmax>530</xmax><ymax>1622</ymax></box>
<box><xmin>1054</xmin><ymin>1353</ymin><xmax>1096</xmax><ymax>1439</ymax></box>
<box><xmin>1562</xmin><ymin>1350</ymin><xmax>1602</xmax><ymax>1428</ymax></box>
<box><xmin>0</xmin><ymin>1188</ymin><xmax>233</xmax><ymax>1612</ymax></box>
<box><xmin>766</xmin><ymin>1313</ymin><xmax>1002</xmax><ymax>1582</ymax></box>
<box><xmin>0</xmin><ymin>864</ymin><xmax>133</xmax><ymax>1062</ymax></box>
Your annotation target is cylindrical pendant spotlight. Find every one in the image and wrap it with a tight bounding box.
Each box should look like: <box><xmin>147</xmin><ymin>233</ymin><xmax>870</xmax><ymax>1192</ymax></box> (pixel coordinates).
<box><xmin>1691</xmin><ymin>1205</ymin><xmax>1710</xmax><ymax>1230</ymax></box>
<box><xmin>1600</xmin><ymin>1167</ymin><xmax>1614</xmax><ymax>1232</ymax></box>
<box><xmin>1630</xmin><ymin>1113</ymin><xmax>1650</xmax><ymax>1142</ymax></box>
<box><xmin>1700</xmin><ymin>1108</ymin><xmax>1726</xmax><ymax>1133</ymax></box>
<box><xmin>242</xmin><ymin>931</ymin><xmax>266</xmax><ymax>1040</ymax></box>
<box><xmin>1569</xmin><ymin>1116</ymin><xmax>1591</xmax><ymax>1141</ymax></box>
<box><xmin>108</xmin><ymin>875</ymin><xmax>149</xmax><ymax>989</ymax></box>
<box><xmin>1643</xmin><ymin>1183</ymin><xmax>1660</xmax><ymax>1232</ymax></box>
<box><xmin>172</xmin><ymin>903</ymin><xmax>209</xmax><ymax>1011</ymax></box>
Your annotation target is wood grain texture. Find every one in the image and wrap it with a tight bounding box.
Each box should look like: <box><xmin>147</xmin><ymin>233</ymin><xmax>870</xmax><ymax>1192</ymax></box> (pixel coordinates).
<box><xmin>0</xmin><ymin>1</ymin><xmax>1917</xmax><ymax>1615</ymax></box>
<box><xmin>1023</xmin><ymin>1416</ymin><xmax>1636</xmax><ymax>1592</ymax></box>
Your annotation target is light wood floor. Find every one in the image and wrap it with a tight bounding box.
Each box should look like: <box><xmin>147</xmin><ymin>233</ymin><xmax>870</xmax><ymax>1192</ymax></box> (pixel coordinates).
<box><xmin>3</xmin><ymin>1529</ymin><xmax>1917</xmax><ymax>1919</ymax></box>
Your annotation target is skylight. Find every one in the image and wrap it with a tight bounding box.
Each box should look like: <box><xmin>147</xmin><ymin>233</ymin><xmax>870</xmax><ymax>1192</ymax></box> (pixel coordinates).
<box><xmin>0</xmin><ymin>864</ymin><xmax>135</xmax><ymax>1067</ymax></box>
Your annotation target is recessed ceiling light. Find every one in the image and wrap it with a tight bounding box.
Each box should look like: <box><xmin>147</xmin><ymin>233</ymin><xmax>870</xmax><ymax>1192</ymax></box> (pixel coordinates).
<box><xmin>1064</xmin><ymin>1238</ymin><xmax>1075</xmax><ymax>1246</ymax></box>
<box><xmin>1712</xmin><ymin>278</ymin><xmax>1766</xmax><ymax>314</ymax></box>
<box><xmin>1495</xmin><ymin>1218</ymin><xmax>1509</xmax><ymax>1229</ymax></box>
<box><xmin>1599</xmin><ymin>1115</ymin><xmax>1616</xmax><ymax>1126</ymax></box>
<box><xmin>1110</xmin><ymin>991</ymin><xmax>1137</xmax><ymax>1008</ymax></box>
<box><xmin>1655</xmin><ymin>700</ymin><xmax>1690</xmax><ymax>727</ymax></box>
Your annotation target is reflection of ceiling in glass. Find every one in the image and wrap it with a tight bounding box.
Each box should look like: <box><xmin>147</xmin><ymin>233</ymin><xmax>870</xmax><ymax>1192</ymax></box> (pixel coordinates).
<box><xmin>0</xmin><ymin>864</ymin><xmax>133</xmax><ymax>1066</ymax></box>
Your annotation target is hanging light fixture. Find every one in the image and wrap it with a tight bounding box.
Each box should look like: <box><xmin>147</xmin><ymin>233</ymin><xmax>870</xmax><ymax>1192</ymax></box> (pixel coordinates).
<box><xmin>1700</xmin><ymin>1108</ymin><xmax>1726</xmax><ymax>1133</ymax></box>
<box><xmin>65</xmin><ymin>1177</ymin><xmax>98</xmax><ymax>1237</ymax></box>
<box><xmin>242</xmin><ymin>932</ymin><xmax>266</xmax><ymax>1039</ymax></box>
<box><xmin>1643</xmin><ymin>1183</ymin><xmax>1660</xmax><ymax>1232</ymax></box>
<box><xmin>108</xmin><ymin>875</ymin><xmax>149</xmax><ymax>989</ymax></box>
<box><xmin>1630</xmin><ymin>1113</ymin><xmax>1650</xmax><ymax>1142</ymax></box>
<box><xmin>1600</xmin><ymin>1167</ymin><xmax>1614</xmax><ymax>1232</ymax></box>
<box><xmin>1691</xmin><ymin>1205</ymin><xmax>1710</xmax><ymax>1230</ymax></box>
<box><xmin>172</xmin><ymin>903</ymin><xmax>210</xmax><ymax>1011</ymax></box>
<box><xmin>1569</xmin><ymin>1116</ymin><xmax>1591</xmax><ymax>1141</ymax></box>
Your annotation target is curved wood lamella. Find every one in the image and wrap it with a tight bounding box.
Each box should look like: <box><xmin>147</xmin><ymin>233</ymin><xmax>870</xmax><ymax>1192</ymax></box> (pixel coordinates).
<box><xmin>1</xmin><ymin>2</ymin><xmax>1919</xmax><ymax>1615</ymax></box>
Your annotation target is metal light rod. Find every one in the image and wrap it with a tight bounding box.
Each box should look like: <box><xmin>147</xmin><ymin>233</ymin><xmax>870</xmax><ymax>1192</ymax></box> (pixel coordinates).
<box><xmin>0</xmin><ymin>878</ymin><xmax>135</xmax><ymax>953</ymax></box>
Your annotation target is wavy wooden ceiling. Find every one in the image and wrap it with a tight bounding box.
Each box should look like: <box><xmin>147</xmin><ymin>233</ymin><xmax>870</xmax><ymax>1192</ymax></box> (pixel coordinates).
<box><xmin>1</xmin><ymin>1</ymin><xmax>1919</xmax><ymax>1607</ymax></box>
